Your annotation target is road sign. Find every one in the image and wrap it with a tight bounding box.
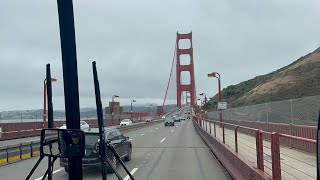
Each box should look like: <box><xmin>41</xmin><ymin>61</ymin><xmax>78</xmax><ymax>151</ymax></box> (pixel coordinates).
<box><xmin>218</xmin><ymin>102</ymin><xmax>227</xmax><ymax>110</ymax></box>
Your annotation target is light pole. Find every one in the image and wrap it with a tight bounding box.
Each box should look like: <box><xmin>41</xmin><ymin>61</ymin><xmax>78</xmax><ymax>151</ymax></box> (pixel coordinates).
<box><xmin>111</xmin><ymin>95</ymin><xmax>119</xmax><ymax>118</ymax></box>
<box><xmin>208</xmin><ymin>72</ymin><xmax>222</xmax><ymax>127</ymax></box>
<box><xmin>148</xmin><ymin>104</ymin><xmax>153</xmax><ymax>117</ymax></box>
<box><xmin>197</xmin><ymin>98</ymin><xmax>201</xmax><ymax>111</ymax></box>
<box><xmin>43</xmin><ymin>78</ymin><xmax>57</xmax><ymax>127</ymax></box>
<box><xmin>131</xmin><ymin>100</ymin><xmax>136</xmax><ymax>119</ymax></box>
<box><xmin>199</xmin><ymin>93</ymin><xmax>207</xmax><ymax>109</ymax></box>
<box><xmin>131</xmin><ymin>100</ymin><xmax>136</xmax><ymax>112</ymax></box>
<box><xmin>197</xmin><ymin>98</ymin><xmax>201</xmax><ymax>104</ymax></box>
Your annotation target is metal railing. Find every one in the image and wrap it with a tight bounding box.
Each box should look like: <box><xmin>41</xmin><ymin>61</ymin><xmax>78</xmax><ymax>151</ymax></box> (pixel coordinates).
<box><xmin>195</xmin><ymin>116</ymin><xmax>316</xmax><ymax>180</ymax></box>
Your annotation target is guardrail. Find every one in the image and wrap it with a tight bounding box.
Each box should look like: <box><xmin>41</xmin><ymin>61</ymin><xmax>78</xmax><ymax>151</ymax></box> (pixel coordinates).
<box><xmin>194</xmin><ymin>116</ymin><xmax>316</xmax><ymax>180</ymax></box>
<box><xmin>208</xmin><ymin>118</ymin><xmax>317</xmax><ymax>153</ymax></box>
<box><xmin>0</xmin><ymin>119</ymin><xmax>164</xmax><ymax>166</ymax></box>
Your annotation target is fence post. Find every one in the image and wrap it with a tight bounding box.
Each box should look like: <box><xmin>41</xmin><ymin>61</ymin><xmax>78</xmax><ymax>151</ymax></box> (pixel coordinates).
<box><xmin>271</xmin><ymin>132</ymin><xmax>281</xmax><ymax>180</ymax></box>
<box><xmin>209</xmin><ymin>121</ymin><xmax>212</xmax><ymax>134</ymax></box>
<box><xmin>222</xmin><ymin>124</ymin><xmax>225</xmax><ymax>144</ymax></box>
<box><xmin>266</xmin><ymin>103</ymin><xmax>270</xmax><ymax>133</ymax></box>
<box><xmin>203</xmin><ymin>119</ymin><xmax>205</xmax><ymax>129</ymax></box>
<box><xmin>256</xmin><ymin>130</ymin><xmax>264</xmax><ymax>171</ymax></box>
<box><xmin>266</xmin><ymin>103</ymin><xmax>269</xmax><ymax>122</ymax></box>
<box><xmin>205</xmin><ymin>120</ymin><xmax>208</xmax><ymax>132</ymax></box>
<box><xmin>6</xmin><ymin>147</ymin><xmax>8</xmax><ymax>163</ymax></box>
<box><xmin>235</xmin><ymin>126</ymin><xmax>239</xmax><ymax>153</ymax></box>
<box><xmin>214</xmin><ymin>122</ymin><xmax>216</xmax><ymax>137</ymax></box>
<box><xmin>19</xmin><ymin>143</ymin><xmax>22</xmax><ymax>160</ymax></box>
<box><xmin>30</xmin><ymin>141</ymin><xmax>33</xmax><ymax>157</ymax></box>
<box><xmin>289</xmin><ymin>123</ymin><xmax>293</xmax><ymax>148</ymax></box>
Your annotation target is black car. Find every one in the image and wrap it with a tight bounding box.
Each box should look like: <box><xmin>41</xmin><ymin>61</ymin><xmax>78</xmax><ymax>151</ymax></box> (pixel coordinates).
<box><xmin>60</xmin><ymin>128</ymin><xmax>132</xmax><ymax>173</ymax></box>
<box><xmin>165</xmin><ymin>118</ymin><xmax>175</xmax><ymax>126</ymax></box>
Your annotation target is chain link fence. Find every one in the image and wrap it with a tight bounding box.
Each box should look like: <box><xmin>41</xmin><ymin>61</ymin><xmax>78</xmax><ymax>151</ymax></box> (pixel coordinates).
<box><xmin>208</xmin><ymin>95</ymin><xmax>320</xmax><ymax>126</ymax></box>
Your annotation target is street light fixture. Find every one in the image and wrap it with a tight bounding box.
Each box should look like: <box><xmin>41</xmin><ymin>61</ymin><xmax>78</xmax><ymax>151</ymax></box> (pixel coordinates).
<box><xmin>43</xmin><ymin>78</ymin><xmax>57</xmax><ymax>127</ymax></box>
<box><xmin>208</xmin><ymin>72</ymin><xmax>222</xmax><ymax>127</ymax></box>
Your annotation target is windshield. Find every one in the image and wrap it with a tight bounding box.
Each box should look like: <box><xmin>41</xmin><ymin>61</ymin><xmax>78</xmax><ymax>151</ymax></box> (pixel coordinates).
<box><xmin>0</xmin><ymin>1</ymin><xmax>318</xmax><ymax>180</ymax></box>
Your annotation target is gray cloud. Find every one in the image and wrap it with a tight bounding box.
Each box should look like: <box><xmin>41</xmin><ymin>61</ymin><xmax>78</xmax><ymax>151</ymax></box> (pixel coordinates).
<box><xmin>0</xmin><ymin>0</ymin><xmax>320</xmax><ymax>111</ymax></box>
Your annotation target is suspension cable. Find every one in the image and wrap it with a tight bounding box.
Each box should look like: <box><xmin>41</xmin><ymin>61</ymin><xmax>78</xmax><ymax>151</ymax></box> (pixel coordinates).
<box><xmin>162</xmin><ymin>41</ymin><xmax>177</xmax><ymax>111</ymax></box>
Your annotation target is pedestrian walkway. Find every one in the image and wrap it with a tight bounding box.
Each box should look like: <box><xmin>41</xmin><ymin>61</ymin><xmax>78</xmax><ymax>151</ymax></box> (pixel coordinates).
<box><xmin>202</xmin><ymin>122</ymin><xmax>316</xmax><ymax>180</ymax></box>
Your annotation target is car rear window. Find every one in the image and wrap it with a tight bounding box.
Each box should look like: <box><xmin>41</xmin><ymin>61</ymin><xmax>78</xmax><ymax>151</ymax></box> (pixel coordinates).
<box><xmin>85</xmin><ymin>133</ymin><xmax>99</xmax><ymax>145</ymax></box>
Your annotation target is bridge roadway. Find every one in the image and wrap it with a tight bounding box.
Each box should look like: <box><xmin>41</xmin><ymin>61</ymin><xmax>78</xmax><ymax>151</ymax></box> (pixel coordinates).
<box><xmin>0</xmin><ymin>118</ymin><xmax>230</xmax><ymax>180</ymax></box>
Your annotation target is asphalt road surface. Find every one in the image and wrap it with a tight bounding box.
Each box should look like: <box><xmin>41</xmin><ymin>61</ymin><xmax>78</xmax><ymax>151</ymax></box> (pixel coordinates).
<box><xmin>0</xmin><ymin>118</ymin><xmax>230</xmax><ymax>180</ymax></box>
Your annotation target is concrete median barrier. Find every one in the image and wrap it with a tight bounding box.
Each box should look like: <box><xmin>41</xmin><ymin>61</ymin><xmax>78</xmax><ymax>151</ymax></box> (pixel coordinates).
<box><xmin>6</xmin><ymin>144</ymin><xmax>21</xmax><ymax>163</ymax></box>
<box><xmin>0</xmin><ymin>146</ymin><xmax>7</xmax><ymax>164</ymax></box>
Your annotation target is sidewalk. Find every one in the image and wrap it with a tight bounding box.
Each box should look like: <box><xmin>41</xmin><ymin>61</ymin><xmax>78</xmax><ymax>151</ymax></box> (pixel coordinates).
<box><xmin>203</xmin><ymin>122</ymin><xmax>316</xmax><ymax>180</ymax></box>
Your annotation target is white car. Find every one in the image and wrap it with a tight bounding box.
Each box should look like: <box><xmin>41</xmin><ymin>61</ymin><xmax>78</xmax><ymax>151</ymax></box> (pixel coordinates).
<box><xmin>59</xmin><ymin>120</ymin><xmax>90</xmax><ymax>131</ymax></box>
<box><xmin>120</xmin><ymin>119</ymin><xmax>133</xmax><ymax>126</ymax></box>
<box><xmin>146</xmin><ymin>117</ymin><xmax>152</xmax><ymax>122</ymax></box>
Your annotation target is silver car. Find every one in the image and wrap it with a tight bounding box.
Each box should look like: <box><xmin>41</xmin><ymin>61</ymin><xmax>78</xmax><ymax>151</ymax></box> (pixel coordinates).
<box><xmin>165</xmin><ymin>118</ymin><xmax>175</xmax><ymax>126</ymax></box>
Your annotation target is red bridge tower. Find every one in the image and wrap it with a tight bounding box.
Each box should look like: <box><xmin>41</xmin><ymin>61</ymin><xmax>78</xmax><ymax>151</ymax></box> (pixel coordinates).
<box><xmin>176</xmin><ymin>32</ymin><xmax>196</xmax><ymax>108</ymax></box>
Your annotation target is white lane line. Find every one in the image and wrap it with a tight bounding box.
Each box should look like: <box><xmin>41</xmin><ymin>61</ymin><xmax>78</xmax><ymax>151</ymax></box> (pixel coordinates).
<box><xmin>149</xmin><ymin>130</ymin><xmax>153</xmax><ymax>132</ymax></box>
<box><xmin>160</xmin><ymin>137</ymin><xmax>166</xmax><ymax>143</ymax></box>
<box><xmin>129</xmin><ymin>139</ymin><xmax>133</xmax><ymax>141</ymax></box>
<box><xmin>155</xmin><ymin>128</ymin><xmax>158</xmax><ymax>130</ymax></box>
<box><xmin>123</xmin><ymin>168</ymin><xmax>139</xmax><ymax>180</ymax></box>
<box><xmin>34</xmin><ymin>168</ymin><xmax>63</xmax><ymax>180</ymax></box>
<box><xmin>171</xmin><ymin>130</ymin><xmax>174</xmax><ymax>132</ymax></box>
<box><xmin>141</xmin><ymin>133</ymin><xmax>145</xmax><ymax>136</ymax></box>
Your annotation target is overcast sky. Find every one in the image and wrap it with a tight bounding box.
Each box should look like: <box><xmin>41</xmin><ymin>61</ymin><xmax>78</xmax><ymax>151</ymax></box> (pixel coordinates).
<box><xmin>0</xmin><ymin>0</ymin><xmax>320</xmax><ymax>111</ymax></box>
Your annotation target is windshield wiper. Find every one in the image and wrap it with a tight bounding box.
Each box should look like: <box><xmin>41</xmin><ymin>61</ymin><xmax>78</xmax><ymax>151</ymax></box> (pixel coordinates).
<box><xmin>93</xmin><ymin>61</ymin><xmax>135</xmax><ymax>180</ymax></box>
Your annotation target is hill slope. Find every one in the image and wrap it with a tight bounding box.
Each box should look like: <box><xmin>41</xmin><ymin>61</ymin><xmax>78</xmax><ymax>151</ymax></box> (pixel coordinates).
<box><xmin>209</xmin><ymin>47</ymin><xmax>320</xmax><ymax>108</ymax></box>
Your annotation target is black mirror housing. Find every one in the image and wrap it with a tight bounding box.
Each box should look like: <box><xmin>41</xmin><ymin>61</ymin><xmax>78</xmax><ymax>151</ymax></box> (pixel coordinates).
<box><xmin>40</xmin><ymin>128</ymin><xmax>85</xmax><ymax>158</ymax></box>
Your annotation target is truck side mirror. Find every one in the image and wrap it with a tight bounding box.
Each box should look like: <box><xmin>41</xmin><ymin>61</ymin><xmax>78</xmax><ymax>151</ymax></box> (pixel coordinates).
<box><xmin>40</xmin><ymin>128</ymin><xmax>85</xmax><ymax>158</ymax></box>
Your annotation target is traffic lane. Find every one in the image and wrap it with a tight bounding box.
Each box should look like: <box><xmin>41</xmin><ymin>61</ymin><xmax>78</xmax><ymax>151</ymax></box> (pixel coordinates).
<box><xmin>133</xmin><ymin>119</ymin><xmax>231</xmax><ymax>180</ymax></box>
<box><xmin>52</xmin><ymin>120</ymin><xmax>174</xmax><ymax>179</ymax></box>
<box><xmin>0</xmin><ymin>153</ymin><xmax>63</xmax><ymax>180</ymax></box>
<box><xmin>0</xmin><ymin>119</ymin><xmax>229</xmax><ymax>180</ymax></box>
<box><xmin>0</xmin><ymin>122</ymin><xmax>165</xmax><ymax>180</ymax></box>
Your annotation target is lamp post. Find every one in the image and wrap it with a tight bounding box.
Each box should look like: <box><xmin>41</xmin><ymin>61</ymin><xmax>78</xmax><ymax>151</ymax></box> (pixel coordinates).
<box><xmin>43</xmin><ymin>78</ymin><xmax>57</xmax><ymax>127</ymax></box>
<box><xmin>131</xmin><ymin>100</ymin><xmax>136</xmax><ymax>112</ymax></box>
<box><xmin>148</xmin><ymin>104</ymin><xmax>153</xmax><ymax>117</ymax></box>
<box><xmin>208</xmin><ymin>72</ymin><xmax>222</xmax><ymax>127</ymax></box>
<box><xmin>131</xmin><ymin>100</ymin><xmax>136</xmax><ymax>119</ymax></box>
<box><xmin>111</xmin><ymin>95</ymin><xmax>119</xmax><ymax>118</ymax></box>
<box><xmin>199</xmin><ymin>93</ymin><xmax>207</xmax><ymax>109</ymax></box>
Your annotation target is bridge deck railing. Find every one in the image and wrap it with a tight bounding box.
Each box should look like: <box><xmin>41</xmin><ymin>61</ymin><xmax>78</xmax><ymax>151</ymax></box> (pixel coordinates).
<box><xmin>194</xmin><ymin>116</ymin><xmax>316</xmax><ymax>180</ymax></box>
